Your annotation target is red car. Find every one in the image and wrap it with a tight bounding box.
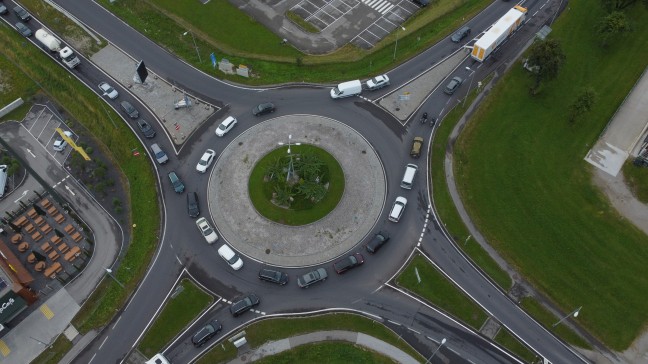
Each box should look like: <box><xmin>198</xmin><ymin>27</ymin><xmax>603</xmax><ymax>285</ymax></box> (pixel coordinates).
<box><xmin>333</xmin><ymin>253</ymin><xmax>365</xmax><ymax>274</ymax></box>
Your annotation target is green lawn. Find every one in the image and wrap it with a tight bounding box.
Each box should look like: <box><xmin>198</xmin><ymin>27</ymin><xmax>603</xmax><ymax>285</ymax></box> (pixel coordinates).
<box><xmin>0</xmin><ymin>54</ymin><xmax>38</xmax><ymax>106</ymax></box>
<box><xmin>254</xmin><ymin>342</ymin><xmax>395</xmax><ymax>364</ymax></box>
<box><xmin>622</xmin><ymin>160</ymin><xmax>648</xmax><ymax>204</ymax></box>
<box><xmin>431</xmin><ymin>74</ymin><xmax>512</xmax><ymax>290</ymax></box>
<box><xmin>98</xmin><ymin>0</ymin><xmax>493</xmax><ymax>84</ymax></box>
<box><xmin>396</xmin><ymin>254</ymin><xmax>488</xmax><ymax>329</ymax></box>
<box><xmin>138</xmin><ymin>280</ymin><xmax>213</xmax><ymax>357</ymax></box>
<box><xmin>494</xmin><ymin>328</ymin><xmax>538</xmax><ymax>363</ymax></box>
<box><xmin>453</xmin><ymin>0</ymin><xmax>648</xmax><ymax>349</ymax></box>
<box><xmin>0</xmin><ymin>19</ymin><xmax>160</xmax><ymax>334</ymax></box>
<box><xmin>197</xmin><ymin>313</ymin><xmax>425</xmax><ymax>363</ymax></box>
<box><xmin>248</xmin><ymin>145</ymin><xmax>344</xmax><ymax>225</ymax></box>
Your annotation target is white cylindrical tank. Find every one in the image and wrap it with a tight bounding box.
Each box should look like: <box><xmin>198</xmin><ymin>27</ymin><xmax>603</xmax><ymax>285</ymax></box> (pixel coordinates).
<box><xmin>35</xmin><ymin>29</ymin><xmax>62</xmax><ymax>52</ymax></box>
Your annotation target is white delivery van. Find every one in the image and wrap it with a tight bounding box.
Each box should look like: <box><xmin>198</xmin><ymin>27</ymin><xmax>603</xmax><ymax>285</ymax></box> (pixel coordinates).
<box><xmin>146</xmin><ymin>353</ymin><xmax>170</xmax><ymax>364</ymax></box>
<box><xmin>330</xmin><ymin>80</ymin><xmax>362</xmax><ymax>99</ymax></box>
<box><xmin>400</xmin><ymin>163</ymin><xmax>418</xmax><ymax>189</ymax></box>
<box><xmin>0</xmin><ymin>165</ymin><xmax>7</xmax><ymax>198</ymax></box>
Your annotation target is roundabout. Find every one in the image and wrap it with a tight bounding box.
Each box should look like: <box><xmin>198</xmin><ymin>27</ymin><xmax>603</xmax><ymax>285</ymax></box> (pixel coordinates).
<box><xmin>207</xmin><ymin>115</ymin><xmax>387</xmax><ymax>267</ymax></box>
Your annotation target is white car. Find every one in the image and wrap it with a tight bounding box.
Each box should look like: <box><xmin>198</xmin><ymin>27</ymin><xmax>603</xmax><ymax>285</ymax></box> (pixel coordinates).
<box><xmin>388</xmin><ymin>196</ymin><xmax>407</xmax><ymax>222</ymax></box>
<box><xmin>53</xmin><ymin>131</ymin><xmax>73</xmax><ymax>152</ymax></box>
<box><xmin>98</xmin><ymin>82</ymin><xmax>119</xmax><ymax>100</ymax></box>
<box><xmin>215</xmin><ymin>116</ymin><xmax>237</xmax><ymax>137</ymax></box>
<box><xmin>196</xmin><ymin>217</ymin><xmax>218</xmax><ymax>244</ymax></box>
<box><xmin>218</xmin><ymin>244</ymin><xmax>243</xmax><ymax>270</ymax></box>
<box><xmin>196</xmin><ymin>149</ymin><xmax>216</xmax><ymax>173</ymax></box>
<box><xmin>366</xmin><ymin>74</ymin><xmax>390</xmax><ymax>90</ymax></box>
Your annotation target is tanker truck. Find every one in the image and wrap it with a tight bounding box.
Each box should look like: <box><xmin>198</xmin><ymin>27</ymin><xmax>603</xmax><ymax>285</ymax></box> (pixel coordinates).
<box><xmin>34</xmin><ymin>29</ymin><xmax>81</xmax><ymax>69</ymax></box>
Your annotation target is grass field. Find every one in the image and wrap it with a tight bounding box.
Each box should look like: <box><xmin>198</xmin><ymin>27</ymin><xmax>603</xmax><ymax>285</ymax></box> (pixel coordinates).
<box><xmin>197</xmin><ymin>313</ymin><xmax>425</xmax><ymax>363</ymax></box>
<box><xmin>519</xmin><ymin>298</ymin><xmax>590</xmax><ymax>349</ymax></box>
<box><xmin>0</xmin><ymin>18</ymin><xmax>160</xmax><ymax>335</ymax></box>
<box><xmin>453</xmin><ymin>0</ymin><xmax>648</xmax><ymax>349</ymax></box>
<box><xmin>622</xmin><ymin>161</ymin><xmax>648</xmax><ymax>204</ymax></box>
<box><xmin>98</xmin><ymin>0</ymin><xmax>493</xmax><ymax>84</ymax></box>
<box><xmin>396</xmin><ymin>254</ymin><xmax>488</xmax><ymax>329</ymax></box>
<box><xmin>494</xmin><ymin>328</ymin><xmax>538</xmax><ymax>363</ymax></box>
<box><xmin>254</xmin><ymin>342</ymin><xmax>394</xmax><ymax>364</ymax></box>
<box><xmin>138</xmin><ymin>280</ymin><xmax>212</xmax><ymax>357</ymax></box>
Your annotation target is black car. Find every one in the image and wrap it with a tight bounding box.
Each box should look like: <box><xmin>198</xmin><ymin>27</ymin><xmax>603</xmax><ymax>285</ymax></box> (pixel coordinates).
<box><xmin>120</xmin><ymin>101</ymin><xmax>139</xmax><ymax>119</ymax></box>
<box><xmin>333</xmin><ymin>253</ymin><xmax>365</xmax><ymax>274</ymax></box>
<box><xmin>187</xmin><ymin>192</ymin><xmax>200</xmax><ymax>218</ymax></box>
<box><xmin>137</xmin><ymin>120</ymin><xmax>156</xmax><ymax>138</ymax></box>
<box><xmin>412</xmin><ymin>0</ymin><xmax>429</xmax><ymax>6</ymax></box>
<box><xmin>13</xmin><ymin>5</ymin><xmax>30</xmax><ymax>21</ymax></box>
<box><xmin>168</xmin><ymin>171</ymin><xmax>185</xmax><ymax>193</ymax></box>
<box><xmin>451</xmin><ymin>26</ymin><xmax>471</xmax><ymax>43</ymax></box>
<box><xmin>365</xmin><ymin>231</ymin><xmax>390</xmax><ymax>254</ymax></box>
<box><xmin>230</xmin><ymin>294</ymin><xmax>260</xmax><ymax>317</ymax></box>
<box><xmin>258</xmin><ymin>268</ymin><xmax>288</xmax><ymax>285</ymax></box>
<box><xmin>252</xmin><ymin>102</ymin><xmax>275</xmax><ymax>116</ymax></box>
<box><xmin>191</xmin><ymin>319</ymin><xmax>222</xmax><ymax>347</ymax></box>
<box><xmin>15</xmin><ymin>22</ymin><xmax>32</xmax><ymax>37</ymax></box>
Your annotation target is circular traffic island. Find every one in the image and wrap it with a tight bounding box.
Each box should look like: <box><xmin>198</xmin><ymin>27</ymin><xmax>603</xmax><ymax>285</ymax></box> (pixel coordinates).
<box><xmin>248</xmin><ymin>144</ymin><xmax>345</xmax><ymax>226</ymax></box>
<box><xmin>208</xmin><ymin>115</ymin><xmax>386</xmax><ymax>267</ymax></box>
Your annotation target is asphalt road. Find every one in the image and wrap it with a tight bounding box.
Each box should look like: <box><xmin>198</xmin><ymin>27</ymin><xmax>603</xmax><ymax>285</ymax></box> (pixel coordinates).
<box><xmin>4</xmin><ymin>0</ymin><xmax>589</xmax><ymax>363</ymax></box>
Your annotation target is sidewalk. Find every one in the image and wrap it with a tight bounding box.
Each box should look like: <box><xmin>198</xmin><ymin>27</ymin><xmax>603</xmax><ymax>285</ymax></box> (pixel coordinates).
<box><xmin>227</xmin><ymin>330</ymin><xmax>419</xmax><ymax>364</ymax></box>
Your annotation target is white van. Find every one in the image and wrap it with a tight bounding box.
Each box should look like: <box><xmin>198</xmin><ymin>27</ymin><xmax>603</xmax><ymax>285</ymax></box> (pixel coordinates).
<box><xmin>0</xmin><ymin>165</ymin><xmax>7</xmax><ymax>198</ymax></box>
<box><xmin>330</xmin><ymin>80</ymin><xmax>362</xmax><ymax>99</ymax></box>
<box><xmin>146</xmin><ymin>353</ymin><xmax>170</xmax><ymax>364</ymax></box>
<box><xmin>400</xmin><ymin>164</ymin><xmax>418</xmax><ymax>189</ymax></box>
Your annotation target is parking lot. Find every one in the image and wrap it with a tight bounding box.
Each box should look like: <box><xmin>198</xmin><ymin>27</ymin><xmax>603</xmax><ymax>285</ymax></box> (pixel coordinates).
<box><xmin>20</xmin><ymin>104</ymin><xmax>77</xmax><ymax>166</ymax></box>
<box><xmin>289</xmin><ymin>0</ymin><xmax>421</xmax><ymax>49</ymax></box>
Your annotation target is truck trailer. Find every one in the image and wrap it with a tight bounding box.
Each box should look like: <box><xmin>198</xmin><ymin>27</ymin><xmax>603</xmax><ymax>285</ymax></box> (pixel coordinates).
<box><xmin>34</xmin><ymin>29</ymin><xmax>81</xmax><ymax>69</ymax></box>
<box><xmin>471</xmin><ymin>5</ymin><xmax>527</xmax><ymax>62</ymax></box>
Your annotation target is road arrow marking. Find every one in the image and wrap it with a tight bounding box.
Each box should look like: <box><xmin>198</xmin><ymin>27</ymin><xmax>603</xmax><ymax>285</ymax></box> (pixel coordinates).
<box><xmin>65</xmin><ymin>185</ymin><xmax>75</xmax><ymax>196</ymax></box>
<box><xmin>13</xmin><ymin>190</ymin><xmax>29</xmax><ymax>204</ymax></box>
<box><xmin>26</xmin><ymin>149</ymin><xmax>36</xmax><ymax>158</ymax></box>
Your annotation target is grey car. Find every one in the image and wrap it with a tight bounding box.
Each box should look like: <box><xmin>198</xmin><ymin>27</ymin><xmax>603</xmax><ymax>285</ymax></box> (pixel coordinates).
<box><xmin>15</xmin><ymin>22</ymin><xmax>32</xmax><ymax>37</ymax></box>
<box><xmin>137</xmin><ymin>120</ymin><xmax>156</xmax><ymax>138</ymax></box>
<box><xmin>191</xmin><ymin>319</ymin><xmax>222</xmax><ymax>347</ymax></box>
<box><xmin>120</xmin><ymin>101</ymin><xmax>139</xmax><ymax>119</ymax></box>
<box><xmin>0</xmin><ymin>4</ymin><xmax>8</xmax><ymax>15</ymax></box>
<box><xmin>451</xmin><ymin>26</ymin><xmax>471</xmax><ymax>43</ymax></box>
<box><xmin>13</xmin><ymin>5</ymin><xmax>30</xmax><ymax>21</ymax></box>
<box><xmin>297</xmin><ymin>268</ymin><xmax>328</xmax><ymax>288</ymax></box>
<box><xmin>444</xmin><ymin>76</ymin><xmax>463</xmax><ymax>95</ymax></box>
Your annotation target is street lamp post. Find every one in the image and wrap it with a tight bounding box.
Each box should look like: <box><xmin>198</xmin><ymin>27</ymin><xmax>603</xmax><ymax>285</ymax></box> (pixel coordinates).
<box><xmin>183</xmin><ymin>31</ymin><xmax>202</xmax><ymax>63</ymax></box>
<box><xmin>553</xmin><ymin>306</ymin><xmax>582</xmax><ymax>327</ymax></box>
<box><xmin>105</xmin><ymin>268</ymin><xmax>125</xmax><ymax>288</ymax></box>
<box><xmin>424</xmin><ymin>338</ymin><xmax>446</xmax><ymax>364</ymax></box>
<box><xmin>393</xmin><ymin>26</ymin><xmax>407</xmax><ymax>61</ymax></box>
<box><xmin>463</xmin><ymin>66</ymin><xmax>476</xmax><ymax>108</ymax></box>
<box><xmin>278</xmin><ymin>135</ymin><xmax>301</xmax><ymax>182</ymax></box>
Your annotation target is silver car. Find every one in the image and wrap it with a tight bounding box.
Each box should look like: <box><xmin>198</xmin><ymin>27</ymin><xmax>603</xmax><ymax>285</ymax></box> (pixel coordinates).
<box><xmin>99</xmin><ymin>82</ymin><xmax>119</xmax><ymax>99</ymax></box>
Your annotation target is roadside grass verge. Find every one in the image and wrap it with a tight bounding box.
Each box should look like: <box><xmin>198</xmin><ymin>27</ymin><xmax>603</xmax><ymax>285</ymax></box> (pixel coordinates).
<box><xmin>197</xmin><ymin>313</ymin><xmax>425</xmax><ymax>363</ymax></box>
<box><xmin>622</xmin><ymin>160</ymin><xmax>648</xmax><ymax>204</ymax></box>
<box><xmin>453</xmin><ymin>0</ymin><xmax>648</xmax><ymax>349</ymax></box>
<box><xmin>97</xmin><ymin>0</ymin><xmax>492</xmax><ymax>84</ymax></box>
<box><xmin>0</xmin><ymin>25</ymin><xmax>160</xmax><ymax>333</ymax></box>
<box><xmin>0</xmin><ymin>54</ymin><xmax>39</xmax><ymax>106</ymax></box>
<box><xmin>494</xmin><ymin>328</ymin><xmax>538</xmax><ymax>363</ymax></box>
<box><xmin>254</xmin><ymin>342</ymin><xmax>394</xmax><ymax>364</ymax></box>
<box><xmin>20</xmin><ymin>0</ymin><xmax>106</xmax><ymax>55</ymax></box>
<box><xmin>138</xmin><ymin>280</ymin><xmax>213</xmax><ymax>357</ymax></box>
<box><xmin>431</xmin><ymin>74</ymin><xmax>512</xmax><ymax>290</ymax></box>
<box><xmin>31</xmin><ymin>336</ymin><xmax>72</xmax><ymax>364</ymax></box>
<box><xmin>519</xmin><ymin>298</ymin><xmax>590</xmax><ymax>349</ymax></box>
<box><xmin>248</xmin><ymin>145</ymin><xmax>345</xmax><ymax>225</ymax></box>
<box><xmin>395</xmin><ymin>254</ymin><xmax>487</xmax><ymax>329</ymax></box>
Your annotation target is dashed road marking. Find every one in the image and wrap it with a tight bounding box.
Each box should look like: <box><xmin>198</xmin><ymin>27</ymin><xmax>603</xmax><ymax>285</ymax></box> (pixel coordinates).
<box><xmin>387</xmin><ymin>319</ymin><xmax>401</xmax><ymax>325</ymax></box>
<box><xmin>407</xmin><ymin>327</ymin><xmax>421</xmax><ymax>334</ymax></box>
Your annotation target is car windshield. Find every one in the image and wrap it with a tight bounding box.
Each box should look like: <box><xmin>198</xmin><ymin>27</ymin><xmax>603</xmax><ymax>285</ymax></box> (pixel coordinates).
<box><xmin>199</xmin><ymin>158</ymin><xmax>208</xmax><ymax>166</ymax></box>
<box><xmin>371</xmin><ymin>77</ymin><xmax>381</xmax><ymax>83</ymax></box>
<box><xmin>156</xmin><ymin>151</ymin><xmax>165</xmax><ymax>158</ymax></box>
<box><xmin>227</xmin><ymin>254</ymin><xmax>239</xmax><ymax>264</ymax></box>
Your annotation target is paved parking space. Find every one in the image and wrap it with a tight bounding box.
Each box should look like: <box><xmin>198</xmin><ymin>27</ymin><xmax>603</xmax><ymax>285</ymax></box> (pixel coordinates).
<box><xmin>20</xmin><ymin>104</ymin><xmax>77</xmax><ymax>166</ymax></box>
<box><xmin>290</xmin><ymin>0</ymin><xmax>418</xmax><ymax>47</ymax></box>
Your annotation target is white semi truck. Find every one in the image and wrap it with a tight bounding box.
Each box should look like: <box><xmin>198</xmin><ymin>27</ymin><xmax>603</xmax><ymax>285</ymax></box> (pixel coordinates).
<box><xmin>34</xmin><ymin>29</ymin><xmax>81</xmax><ymax>69</ymax></box>
<box><xmin>471</xmin><ymin>5</ymin><xmax>527</xmax><ymax>62</ymax></box>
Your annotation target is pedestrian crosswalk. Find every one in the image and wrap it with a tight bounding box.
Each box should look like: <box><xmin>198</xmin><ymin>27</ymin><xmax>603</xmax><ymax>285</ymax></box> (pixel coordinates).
<box><xmin>362</xmin><ymin>0</ymin><xmax>395</xmax><ymax>15</ymax></box>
